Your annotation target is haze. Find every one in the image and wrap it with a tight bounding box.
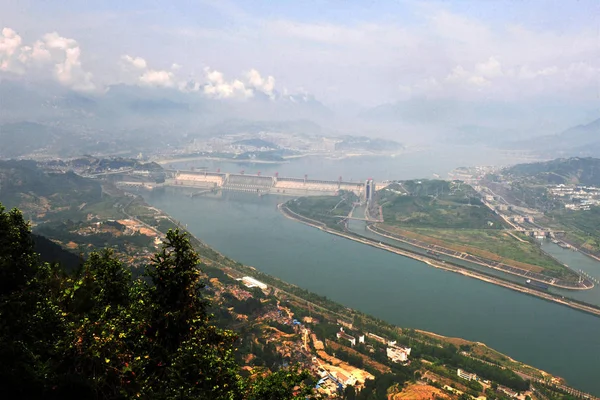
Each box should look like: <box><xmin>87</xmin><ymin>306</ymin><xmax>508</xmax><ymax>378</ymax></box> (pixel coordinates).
<box><xmin>0</xmin><ymin>0</ymin><xmax>599</xmax><ymax>156</ymax></box>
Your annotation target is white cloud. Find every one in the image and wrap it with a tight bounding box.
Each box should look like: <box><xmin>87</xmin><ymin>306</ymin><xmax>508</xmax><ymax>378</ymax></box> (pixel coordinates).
<box><xmin>202</xmin><ymin>67</ymin><xmax>253</xmax><ymax>99</ymax></box>
<box><xmin>121</xmin><ymin>54</ymin><xmax>147</xmax><ymax>70</ymax></box>
<box><xmin>139</xmin><ymin>69</ymin><xmax>175</xmax><ymax>87</ymax></box>
<box><xmin>245</xmin><ymin>68</ymin><xmax>275</xmax><ymax>97</ymax></box>
<box><xmin>445</xmin><ymin>65</ymin><xmax>489</xmax><ymax>88</ymax></box>
<box><xmin>0</xmin><ymin>27</ymin><xmax>23</xmax><ymax>73</ymax></box>
<box><xmin>19</xmin><ymin>40</ymin><xmax>52</xmax><ymax>64</ymax></box>
<box><xmin>0</xmin><ymin>27</ymin><xmax>96</xmax><ymax>91</ymax></box>
<box><xmin>118</xmin><ymin>53</ymin><xmax>277</xmax><ymax>99</ymax></box>
<box><xmin>475</xmin><ymin>57</ymin><xmax>503</xmax><ymax>78</ymax></box>
<box><xmin>120</xmin><ymin>54</ymin><xmax>175</xmax><ymax>87</ymax></box>
<box><xmin>2</xmin><ymin>2</ymin><xmax>598</xmax><ymax>104</ymax></box>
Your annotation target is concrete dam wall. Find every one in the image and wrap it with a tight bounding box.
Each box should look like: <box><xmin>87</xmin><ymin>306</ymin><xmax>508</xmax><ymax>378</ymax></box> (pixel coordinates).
<box><xmin>169</xmin><ymin>171</ymin><xmax>367</xmax><ymax>197</ymax></box>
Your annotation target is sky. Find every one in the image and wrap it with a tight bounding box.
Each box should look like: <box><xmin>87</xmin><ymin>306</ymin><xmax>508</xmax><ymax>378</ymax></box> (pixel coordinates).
<box><xmin>0</xmin><ymin>0</ymin><xmax>599</xmax><ymax>107</ymax></box>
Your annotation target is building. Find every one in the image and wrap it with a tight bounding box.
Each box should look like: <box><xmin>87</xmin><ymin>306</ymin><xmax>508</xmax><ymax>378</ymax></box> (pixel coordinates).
<box><xmin>498</xmin><ymin>386</ymin><xmax>518</xmax><ymax>398</ymax></box>
<box><xmin>457</xmin><ymin>369</ymin><xmax>477</xmax><ymax>381</ymax></box>
<box><xmin>386</xmin><ymin>347</ymin><xmax>409</xmax><ymax>363</ymax></box>
<box><xmin>336</xmin><ymin>328</ymin><xmax>356</xmax><ymax>346</ymax></box>
<box><xmin>337</xmin><ymin>319</ymin><xmax>353</xmax><ymax>329</ymax></box>
<box><xmin>358</xmin><ymin>335</ymin><xmax>365</xmax><ymax>344</ymax></box>
<box><xmin>366</xmin><ymin>332</ymin><xmax>386</xmax><ymax>344</ymax></box>
<box><xmin>239</xmin><ymin>276</ymin><xmax>268</xmax><ymax>290</ymax></box>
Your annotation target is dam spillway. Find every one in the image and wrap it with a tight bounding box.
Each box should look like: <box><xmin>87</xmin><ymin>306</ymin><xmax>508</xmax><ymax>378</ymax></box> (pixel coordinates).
<box><xmin>167</xmin><ymin>170</ymin><xmax>375</xmax><ymax>197</ymax></box>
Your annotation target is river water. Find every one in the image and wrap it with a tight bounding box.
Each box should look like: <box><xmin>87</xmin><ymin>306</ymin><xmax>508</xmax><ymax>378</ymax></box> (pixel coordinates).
<box><xmin>347</xmin><ymin>205</ymin><xmax>600</xmax><ymax>307</ymax></box>
<box><xmin>167</xmin><ymin>144</ymin><xmax>532</xmax><ymax>182</ymax></box>
<box><xmin>144</xmin><ymin>187</ymin><xmax>600</xmax><ymax>395</ymax></box>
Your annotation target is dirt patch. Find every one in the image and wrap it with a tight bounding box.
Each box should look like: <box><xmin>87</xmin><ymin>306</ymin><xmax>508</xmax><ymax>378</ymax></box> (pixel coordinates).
<box><xmin>326</xmin><ymin>340</ymin><xmax>391</xmax><ymax>374</ymax></box>
<box><xmin>317</xmin><ymin>351</ymin><xmax>374</xmax><ymax>384</ymax></box>
<box><xmin>391</xmin><ymin>383</ymin><xmax>452</xmax><ymax>400</ymax></box>
<box><xmin>139</xmin><ymin>227</ymin><xmax>157</xmax><ymax>236</ymax></box>
<box><xmin>117</xmin><ymin>219</ymin><xmax>137</xmax><ymax>226</ymax></box>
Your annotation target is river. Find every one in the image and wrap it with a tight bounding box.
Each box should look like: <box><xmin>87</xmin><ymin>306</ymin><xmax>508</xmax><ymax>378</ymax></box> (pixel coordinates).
<box><xmin>347</xmin><ymin>205</ymin><xmax>600</xmax><ymax>307</ymax></box>
<box><xmin>166</xmin><ymin>144</ymin><xmax>534</xmax><ymax>182</ymax></box>
<box><xmin>144</xmin><ymin>187</ymin><xmax>600</xmax><ymax>396</ymax></box>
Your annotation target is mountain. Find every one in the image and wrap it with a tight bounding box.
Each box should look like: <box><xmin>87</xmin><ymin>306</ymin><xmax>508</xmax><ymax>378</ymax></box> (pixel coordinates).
<box><xmin>360</xmin><ymin>98</ymin><xmax>599</xmax><ymax>146</ymax></box>
<box><xmin>503</xmin><ymin>157</ymin><xmax>600</xmax><ymax>186</ymax></box>
<box><xmin>0</xmin><ymin>79</ymin><xmax>335</xmax><ymax>158</ymax></box>
<box><xmin>504</xmin><ymin>118</ymin><xmax>600</xmax><ymax>157</ymax></box>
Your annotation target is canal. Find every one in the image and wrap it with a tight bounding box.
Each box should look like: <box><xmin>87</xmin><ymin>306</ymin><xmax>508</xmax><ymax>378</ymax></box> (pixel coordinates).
<box><xmin>144</xmin><ymin>188</ymin><xmax>600</xmax><ymax>396</ymax></box>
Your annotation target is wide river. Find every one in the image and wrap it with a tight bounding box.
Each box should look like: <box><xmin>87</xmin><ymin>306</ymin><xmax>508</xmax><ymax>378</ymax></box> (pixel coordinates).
<box><xmin>146</xmin><ymin>151</ymin><xmax>600</xmax><ymax>395</ymax></box>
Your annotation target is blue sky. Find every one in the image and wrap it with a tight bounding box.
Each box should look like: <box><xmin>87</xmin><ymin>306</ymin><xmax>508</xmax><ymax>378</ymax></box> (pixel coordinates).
<box><xmin>1</xmin><ymin>0</ymin><xmax>598</xmax><ymax>106</ymax></box>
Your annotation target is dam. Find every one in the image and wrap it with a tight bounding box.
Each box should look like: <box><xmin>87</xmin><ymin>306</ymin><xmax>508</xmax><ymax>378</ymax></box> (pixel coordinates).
<box><xmin>166</xmin><ymin>170</ymin><xmax>388</xmax><ymax>197</ymax></box>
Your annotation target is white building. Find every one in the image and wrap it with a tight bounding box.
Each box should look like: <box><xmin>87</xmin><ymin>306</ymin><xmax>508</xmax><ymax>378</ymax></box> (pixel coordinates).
<box><xmin>386</xmin><ymin>347</ymin><xmax>409</xmax><ymax>363</ymax></box>
<box><xmin>358</xmin><ymin>335</ymin><xmax>365</xmax><ymax>344</ymax></box>
<box><xmin>239</xmin><ymin>276</ymin><xmax>268</xmax><ymax>290</ymax></box>
<box><xmin>457</xmin><ymin>369</ymin><xmax>477</xmax><ymax>381</ymax></box>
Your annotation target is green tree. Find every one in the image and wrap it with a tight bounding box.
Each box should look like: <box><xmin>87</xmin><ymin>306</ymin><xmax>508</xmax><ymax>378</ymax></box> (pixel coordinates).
<box><xmin>0</xmin><ymin>205</ymin><xmax>314</xmax><ymax>400</ymax></box>
<box><xmin>0</xmin><ymin>206</ymin><xmax>68</xmax><ymax>398</ymax></box>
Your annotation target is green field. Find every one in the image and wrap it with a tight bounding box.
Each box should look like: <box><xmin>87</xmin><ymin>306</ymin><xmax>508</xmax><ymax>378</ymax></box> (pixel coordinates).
<box><xmin>545</xmin><ymin>207</ymin><xmax>600</xmax><ymax>255</ymax></box>
<box><xmin>285</xmin><ymin>192</ymin><xmax>357</xmax><ymax>230</ymax></box>
<box><xmin>389</xmin><ymin>227</ymin><xmax>571</xmax><ymax>277</ymax></box>
<box><xmin>376</xmin><ymin>180</ymin><xmax>576</xmax><ymax>279</ymax></box>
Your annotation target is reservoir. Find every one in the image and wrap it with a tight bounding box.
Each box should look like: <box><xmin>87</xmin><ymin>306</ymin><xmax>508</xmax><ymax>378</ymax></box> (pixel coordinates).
<box><xmin>145</xmin><ymin>188</ymin><xmax>600</xmax><ymax>396</ymax></box>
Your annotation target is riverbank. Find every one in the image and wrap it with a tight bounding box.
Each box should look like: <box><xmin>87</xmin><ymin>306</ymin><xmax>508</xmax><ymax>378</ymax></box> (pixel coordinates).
<box><xmin>140</xmin><ymin>198</ymin><xmax>598</xmax><ymax>397</ymax></box>
<box><xmin>368</xmin><ymin>224</ymin><xmax>592</xmax><ymax>290</ymax></box>
<box><xmin>279</xmin><ymin>203</ymin><xmax>600</xmax><ymax>318</ymax></box>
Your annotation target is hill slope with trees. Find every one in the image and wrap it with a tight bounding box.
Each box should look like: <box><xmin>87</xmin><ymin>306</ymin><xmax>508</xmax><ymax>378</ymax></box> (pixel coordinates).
<box><xmin>0</xmin><ymin>204</ymin><xmax>311</xmax><ymax>399</ymax></box>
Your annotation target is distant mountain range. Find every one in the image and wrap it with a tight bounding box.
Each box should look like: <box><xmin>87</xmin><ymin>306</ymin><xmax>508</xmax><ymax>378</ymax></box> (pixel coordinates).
<box><xmin>358</xmin><ymin>98</ymin><xmax>599</xmax><ymax>148</ymax></box>
<box><xmin>0</xmin><ymin>80</ymin><xmax>332</xmax><ymax>127</ymax></box>
<box><xmin>504</xmin><ymin>118</ymin><xmax>600</xmax><ymax>158</ymax></box>
<box><xmin>0</xmin><ymin>79</ymin><xmax>336</xmax><ymax>158</ymax></box>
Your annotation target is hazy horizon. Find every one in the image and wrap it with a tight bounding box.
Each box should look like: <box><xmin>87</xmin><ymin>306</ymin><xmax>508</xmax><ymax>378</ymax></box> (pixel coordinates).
<box><xmin>1</xmin><ymin>0</ymin><xmax>599</xmax><ymax>156</ymax></box>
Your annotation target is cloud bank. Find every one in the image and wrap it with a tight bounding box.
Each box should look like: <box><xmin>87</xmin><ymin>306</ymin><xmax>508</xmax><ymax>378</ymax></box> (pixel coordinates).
<box><xmin>1</xmin><ymin>27</ymin><xmax>96</xmax><ymax>91</ymax></box>
<box><xmin>0</xmin><ymin>1</ymin><xmax>598</xmax><ymax>105</ymax></box>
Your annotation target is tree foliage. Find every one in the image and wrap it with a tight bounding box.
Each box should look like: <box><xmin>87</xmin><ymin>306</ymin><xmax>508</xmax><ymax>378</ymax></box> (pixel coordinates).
<box><xmin>0</xmin><ymin>204</ymin><xmax>313</xmax><ymax>399</ymax></box>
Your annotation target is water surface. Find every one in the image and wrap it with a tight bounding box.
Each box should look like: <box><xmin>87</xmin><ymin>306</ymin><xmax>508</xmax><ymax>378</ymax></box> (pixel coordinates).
<box><xmin>145</xmin><ymin>189</ymin><xmax>600</xmax><ymax>395</ymax></box>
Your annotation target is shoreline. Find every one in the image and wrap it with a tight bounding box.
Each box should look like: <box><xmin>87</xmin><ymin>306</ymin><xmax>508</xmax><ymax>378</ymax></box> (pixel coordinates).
<box><xmin>278</xmin><ymin>203</ymin><xmax>600</xmax><ymax>318</ymax></box>
<box><xmin>126</xmin><ymin>191</ymin><xmax>598</xmax><ymax>398</ymax></box>
<box><xmin>367</xmin><ymin>224</ymin><xmax>592</xmax><ymax>291</ymax></box>
<box><xmin>154</xmin><ymin>150</ymin><xmax>408</xmax><ymax>166</ymax></box>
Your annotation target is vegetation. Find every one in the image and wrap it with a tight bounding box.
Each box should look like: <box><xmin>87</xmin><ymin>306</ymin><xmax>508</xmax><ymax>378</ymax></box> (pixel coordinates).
<box><xmin>0</xmin><ymin>204</ymin><xmax>313</xmax><ymax>399</ymax></box>
<box><xmin>386</xmin><ymin>227</ymin><xmax>568</xmax><ymax>276</ymax></box>
<box><xmin>504</xmin><ymin>157</ymin><xmax>600</xmax><ymax>186</ymax></box>
<box><xmin>374</xmin><ymin>179</ymin><xmax>576</xmax><ymax>277</ymax></box>
<box><xmin>548</xmin><ymin>206</ymin><xmax>600</xmax><ymax>254</ymax></box>
<box><xmin>0</xmin><ymin>160</ymin><xmax>103</xmax><ymax>215</ymax></box>
<box><xmin>379</xmin><ymin>180</ymin><xmax>505</xmax><ymax>230</ymax></box>
<box><xmin>285</xmin><ymin>192</ymin><xmax>358</xmax><ymax>230</ymax></box>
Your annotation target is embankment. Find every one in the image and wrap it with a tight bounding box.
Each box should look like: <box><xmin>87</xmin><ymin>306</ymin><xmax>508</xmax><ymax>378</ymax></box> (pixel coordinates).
<box><xmin>279</xmin><ymin>204</ymin><xmax>600</xmax><ymax>318</ymax></box>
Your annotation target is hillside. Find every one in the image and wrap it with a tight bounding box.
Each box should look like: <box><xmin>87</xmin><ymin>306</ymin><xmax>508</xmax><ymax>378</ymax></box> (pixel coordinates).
<box><xmin>503</xmin><ymin>157</ymin><xmax>600</xmax><ymax>186</ymax></box>
<box><xmin>2</xmin><ymin>204</ymin><xmax>570</xmax><ymax>400</ymax></box>
<box><xmin>0</xmin><ymin>159</ymin><xmax>589</xmax><ymax>398</ymax></box>
<box><xmin>505</xmin><ymin>118</ymin><xmax>600</xmax><ymax>158</ymax></box>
